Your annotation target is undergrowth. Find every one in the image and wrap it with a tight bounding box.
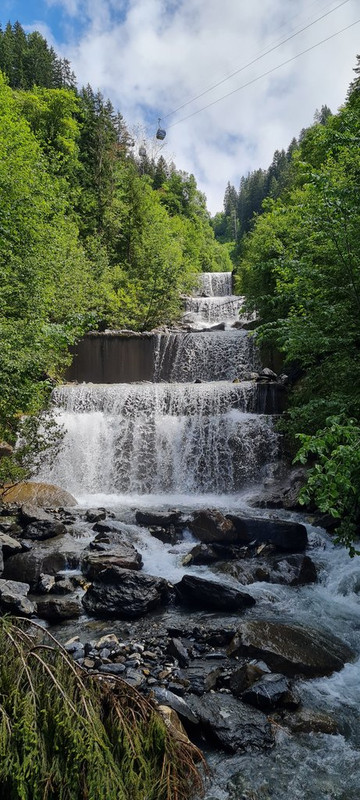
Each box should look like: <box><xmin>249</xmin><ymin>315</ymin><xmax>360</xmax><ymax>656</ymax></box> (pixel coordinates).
<box><xmin>0</xmin><ymin>617</ymin><xmax>205</xmax><ymax>800</ymax></box>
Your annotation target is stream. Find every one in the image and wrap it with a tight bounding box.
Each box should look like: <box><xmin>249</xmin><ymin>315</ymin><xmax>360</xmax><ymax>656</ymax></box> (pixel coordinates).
<box><xmin>40</xmin><ymin>272</ymin><xmax>360</xmax><ymax>800</ymax></box>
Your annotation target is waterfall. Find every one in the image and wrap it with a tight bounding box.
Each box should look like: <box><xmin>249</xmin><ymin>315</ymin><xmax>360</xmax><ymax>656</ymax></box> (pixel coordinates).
<box><xmin>46</xmin><ymin>272</ymin><xmax>279</xmax><ymax>498</ymax></box>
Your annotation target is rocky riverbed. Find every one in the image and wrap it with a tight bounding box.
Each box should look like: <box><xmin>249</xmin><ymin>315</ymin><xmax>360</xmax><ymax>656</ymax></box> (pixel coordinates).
<box><xmin>0</xmin><ymin>486</ymin><xmax>357</xmax><ymax>789</ymax></box>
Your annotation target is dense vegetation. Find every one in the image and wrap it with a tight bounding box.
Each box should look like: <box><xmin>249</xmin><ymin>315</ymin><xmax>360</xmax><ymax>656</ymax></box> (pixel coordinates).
<box><xmin>216</xmin><ymin>60</ymin><xmax>360</xmax><ymax>551</ymax></box>
<box><xmin>0</xmin><ymin>617</ymin><xmax>204</xmax><ymax>799</ymax></box>
<box><xmin>0</xmin><ymin>21</ymin><xmax>231</xmax><ymax>479</ymax></box>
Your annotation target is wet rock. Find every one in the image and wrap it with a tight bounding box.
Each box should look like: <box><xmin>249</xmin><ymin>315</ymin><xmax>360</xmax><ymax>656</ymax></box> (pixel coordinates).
<box><xmin>152</xmin><ymin>687</ymin><xmax>199</xmax><ymax>726</ymax></box>
<box><xmin>149</xmin><ymin>525</ymin><xmax>180</xmax><ymax>545</ymax></box>
<box><xmin>98</xmin><ymin>663</ymin><xmax>126</xmax><ymax>676</ymax></box>
<box><xmin>241</xmin><ymin>673</ymin><xmax>301</xmax><ymax>711</ymax></box>
<box><xmin>36</xmin><ymin>596</ymin><xmax>82</xmax><ymax>621</ymax></box>
<box><xmin>229</xmin><ymin>662</ymin><xmax>271</xmax><ymax>696</ymax></box>
<box><xmin>92</xmin><ymin>520</ymin><xmax>124</xmax><ymax>535</ymax></box>
<box><xmin>3</xmin><ymin>549</ymin><xmax>67</xmax><ymax>590</ymax></box>
<box><xmin>82</xmin><ymin>567</ymin><xmax>170</xmax><ymax>619</ymax></box>
<box><xmin>268</xmin><ymin>554</ymin><xmax>317</xmax><ymax>585</ymax></box>
<box><xmin>187</xmin><ymin>692</ymin><xmax>274</xmax><ymax>753</ymax></box>
<box><xmin>135</xmin><ymin>510</ymin><xmax>182</xmax><ymax>528</ymax></box>
<box><xmin>37</xmin><ymin>573</ymin><xmax>56</xmax><ymax>593</ymax></box>
<box><xmin>167</xmin><ymin>637</ymin><xmax>191</xmax><ymax>667</ymax></box>
<box><xmin>227</xmin><ymin>620</ymin><xmax>354</xmax><ymax>677</ymax></box>
<box><xmin>82</xmin><ymin>548</ymin><xmax>142</xmax><ymax>579</ymax></box>
<box><xmin>20</xmin><ymin>504</ymin><xmax>55</xmax><ymax>524</ymax></box>
<box><xmin>0</xmin><ymin>532</ymin><xmax>22</xmax><ymax>558</ymax></box>
<box><xmin>183</xmin><ymin>543</ymin><xmax>219</xmax><ymax>565</ymax></box>
<box><xmin>188</xmin><ymin>509</ymin><xmax>237</xmax><ymax>544</ymax></box>
<box><xmin>272</xmin><ymin>708</ymin><xmax>338</xmax><ymax>735</ymax></box>
<box><xmin>52</xmin><ymin>576</ymin><xmax>77</xmax><ymax>594</ymax></box>
<box><xmin>177</xmin><ymin>662</ymin><xmax>221</xmax><ymax>695</ymax></box>
<box><xmin>0</xmin><ymin>578</ymin><xmax>35</xmax><ymax>616</ymax></box>
<box><xmin>24</xmin><ymin>519</ymin><xmax>66</xmax><ymax>541</ymax></box>
<box><xmin>226</xmin><ymin>515</ymin><xmax>307</xmax><ymax>552</ymax></box>
<box><xmin>174</xmin><ymin>574</ymin><xmax>255</xmax><ymax>612</ymax></box>
<box><xmin>0</xmin><ymin>517</ymin><xmax>23</xmax><ymax>537</ymax></box>
<box><xmin>249</xmin><ymin>468</ymin><xmax>308</xmax><ymax>511</ymax></box>
<box><xmin>84</xmin><ymin>508</ymin><xmax>106</xmax><ymax>523</ymax></box>
<box><xmin>0</xmin><ymin>481</ymin><xmax>77</xmax><ymax>507</ymax></box>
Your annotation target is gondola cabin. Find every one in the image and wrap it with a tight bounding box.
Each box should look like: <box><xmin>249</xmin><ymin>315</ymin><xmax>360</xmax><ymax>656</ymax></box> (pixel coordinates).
<box><xmin>156</xmin><ymin>127</ymin><xmax>166</xmax><ymax>140</ymax></box>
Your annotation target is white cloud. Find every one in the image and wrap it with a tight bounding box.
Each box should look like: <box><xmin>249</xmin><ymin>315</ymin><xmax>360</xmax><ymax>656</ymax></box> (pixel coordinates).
<box><xmin>46</xmin><ymin>0</ymin><xmax>360</xmax><ymax>212</ymax></box>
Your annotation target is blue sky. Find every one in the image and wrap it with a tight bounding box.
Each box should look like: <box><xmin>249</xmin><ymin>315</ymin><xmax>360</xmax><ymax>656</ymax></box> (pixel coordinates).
<box><xmin>2</xmin><ymin>0</ymin><xmax>360</xmax><ymax>213</ymax></box>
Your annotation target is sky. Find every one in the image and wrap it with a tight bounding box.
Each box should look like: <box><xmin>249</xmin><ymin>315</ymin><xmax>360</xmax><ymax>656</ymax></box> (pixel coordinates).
<box><xmin>2</xmin><ymin>0</ymin><xmax>360</xmax><ymax>214</ymax></box>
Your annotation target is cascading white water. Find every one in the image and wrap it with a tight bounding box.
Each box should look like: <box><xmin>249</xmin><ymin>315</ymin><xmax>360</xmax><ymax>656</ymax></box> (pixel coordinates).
<box><xmin>41</xmin><ymin>272</ymin><xmax>360</xmax><ymax>800</ymax></box>
<box><xmin>46</xmin><ymin>272</ymin><xmax>279</xmax><ymax>498</ymax></box>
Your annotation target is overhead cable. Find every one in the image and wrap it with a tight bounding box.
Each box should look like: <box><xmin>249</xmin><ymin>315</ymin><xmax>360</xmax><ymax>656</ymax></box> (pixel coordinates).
<box><xmin>167</xmin><ymin>17</ymin><xmax>360</xmax><ymax>129</ymax></box>
<box><xmin>163</xmin><ymin>0</ymin><xmax>352</xmax><ymax>120</ymax></box>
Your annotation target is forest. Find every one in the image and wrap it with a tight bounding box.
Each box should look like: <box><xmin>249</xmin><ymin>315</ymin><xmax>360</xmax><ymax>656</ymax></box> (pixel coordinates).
<box><xmin>213</xmin><ymin>58</ymin><xmax>360</xmax><ymax>552</ymax></box>
<box><xmin>0</xmin><ymin>21</ymin><xmax>231</xmax><ymax>481</ymax></box>
<box><xmin>0</xmin><ymin>20</ymin><xmax>359</xmax><ymax>549</ymax></box>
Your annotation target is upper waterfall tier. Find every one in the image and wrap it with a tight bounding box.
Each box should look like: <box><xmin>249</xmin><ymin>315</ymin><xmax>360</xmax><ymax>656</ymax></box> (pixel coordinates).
<box><xmin>192</xmin><ymin>271</ymin><xmax>233</xmax><ymax>297</ymax></box>
<box><xmin>183</xmin><ymin>295</ymin><xmax>245</xmax><ymax>328</ymax></box>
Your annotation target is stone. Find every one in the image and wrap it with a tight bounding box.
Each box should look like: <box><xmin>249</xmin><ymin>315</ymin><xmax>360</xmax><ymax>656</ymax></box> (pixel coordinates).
<box><xmin>184</xmin><ymin>543</ymin><xmax>219</xmax><ymax>565</ymax></box>
<box><xmin>177</xmin><ymin>662</ymin><xmax>221</xmax><ymax>695</ymax></box>
<box><xmin>98</xmin><ymin>663</ymin><xmax>126</xmax><ymax>676</ymax></box>
<box><xmin>36</xmin><ymin>596</ymin><xmax>82</xmax><ymax>621</ymax></box>
<box><xmin>92</xmin><ymin>520</ymin><xmax>124</xmax><ymax>535</ymax></box>
<box><xmin>96</xmin><ymin>633</ymin><xmax>120</xmax><ymax>649</ymax></box>
<box><xmin>174</xmin><ymin>574</ymin><xmax>255</xmax><ymax>612</ymax></box>
<box><xmin>241</xmin><ymin>673</ymin><xmax>301</xmax><ymax>711</ymax></box>
<box><xmin>0</xmin><ymin>578</ymin><xmax>35</xmax><ymax>616</ymax></box>
<box><xmin>84</xmin><ymin>508</ymin><xmax>106</xmax><ymax>523</ymax></box>
<box><xmin>149</xmin><ymin>525</ymin><xmax>180</xmax><ymax>545</ymax></box>
<box><xmin>0</xmin><ymin>481</ymin><xmax>77</xmax><ymax>507</ymax></box>
<box><xmin>227</xmin><ymin>620</ymin><xmax>354</xmax><ymax>677</ymax></box>
<box><xmin>24</xmin><ymin>520</ymin><xmax>66</xmax><ymax>541</ymax></box>
<box><xmin>82</xmin><ymin>567</ymin><xmax>170</xmax><ymax>619</ymax></box>
<box><xmin>82</xmin><ymin>547</ymin><xmax>142</xmax><ymax>579</ymax></box>
<box><xmin>157</xmin><ymin>706</ymin><xmax>194</xmax><ymax>747</ymax></box>
<box><xmin>268</xmin><ymin>554</ymin><xmax>317</xmax><ymax>586</ymax></box>
<box><xmin>38</xmin><ymin>573</ymin><xmax>56</xmax><ymax>593</ymax></box>
<box><xmin>273</xmin><ymin>708</ymin><xmax>338</xmax><ymax>735</ymax></box>
<box><xmin>3</xmin><ymin>550</ymin><xmax>67</xmax><ymax>591</ymax></box>
<box><xmin>152</xmin><ymin>687</ymin><xmax>199</xmax><ymax>726</ymax></box>
<box><xmin>187</xmin><ymin>692</ymin><xmax>274</xmax><ymax>753</ymax></box>
<box><xmin>167</xmin><ymin>637</ymin><xmax>191</xmax><ymax>667</ymax></box>
<box><xmin>135</xmin><ymin>510</ymin><xmax>182</xmax><ymax>528</ymax></box>
<box><xmin>20</xmin><ymin>504</ymin><xmax>54</xmax><ymax>524</ymax></box>
<box><xmin>188</xmin><ymin>509</ymin><xmax>237</xmax><ymax>544</ymax></box>
<box><xmin>0</xmin><ymin>533</ymin><xmax>23</xmax><ymax>558</ymax></box>
<box><xmin>229</xmin><ymin>662</ymin><xmax>270</xmax><ymax>696</ymax></box>
<box><xmin>226</xmin><ymin>515</ymin><xmax>308</xmax><ymax>551</ymax></box>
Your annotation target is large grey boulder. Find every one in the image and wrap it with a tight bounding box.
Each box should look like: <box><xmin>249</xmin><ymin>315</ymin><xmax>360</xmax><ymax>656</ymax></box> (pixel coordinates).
<box><xmin>3</xmin><ymin>549</ymin><xmax>67</xmax><ymax>590</ymax></box>
<box><xmin>82</xmin><ymin>531</ymin><xmax>143</xmax><ymax>578</ymax></box>
<box><xmin>0</xmin><ymin>578</ymin><xmax>35</xmax><ymax>616</ymax></box>
<box><xmin>187</xmin><ymin>692</ymin><xmax>274</xmax><ymax>753</ymax></box>
<box><xmin>174</xmin><ymin>574</ymin><xmax>255</xmax><ymax>612</ymax></box>
<box><xmin>0</xmin><ymin>533</ymin><xmax>23</xmax><ymax>558</ymax></box>
<box><xmin>226</xmin><ymin>515</ymin><xmax>308</xmax><ymax>551</ymax></box>
<box><xmin>82</xmin><ymin>567</ymin><xmax>170</xmax><ymax>619</ymax></box>
<box><xmin>36</xmin><ymin>596</ymin><xmax>82</xmax><ymax>621</ymax></box>
<box><xmin>188</xmin><ymin>509</ymin><xmax>237</xmax><ymax>544</ymax></box>
<box><xmin>227</xmin><ymin>620</ymin><xmax>354</xmax><ymax>677</ymax></box>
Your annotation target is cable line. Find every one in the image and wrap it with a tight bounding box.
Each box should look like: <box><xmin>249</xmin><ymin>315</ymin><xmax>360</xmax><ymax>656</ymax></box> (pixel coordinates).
<box><xmin>163</xmin><ymin>0</ymin><xmax>352</xmax><ymax>120</ymax></box>
<box><xmin>167</xmin><ymin>17</ymin><xmax>360</xmax><ymax>129</ymax></box>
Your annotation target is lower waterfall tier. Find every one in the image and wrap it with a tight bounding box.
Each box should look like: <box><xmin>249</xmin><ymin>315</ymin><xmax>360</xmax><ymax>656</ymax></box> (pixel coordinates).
<box><xmin>46</xmin><ymin>382</ymin><xmax>280</xmax><ymax>495</ymax></box>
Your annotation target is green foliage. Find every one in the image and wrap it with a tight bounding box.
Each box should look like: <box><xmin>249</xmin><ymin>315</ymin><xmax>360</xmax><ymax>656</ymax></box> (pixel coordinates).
<box><xmin>0</xmin><ymin>618</ymin><xmax>204</xmax><ymax>800</ymax></box>
<box><xmin>234</xmin><ymin>61</ymin><xmax>360</xmax><ymax>548</ymax></box>
<box><xmin>295</xmin><ymin>417</ymin><xmax>360</xmax><ymax>555</ymax></box>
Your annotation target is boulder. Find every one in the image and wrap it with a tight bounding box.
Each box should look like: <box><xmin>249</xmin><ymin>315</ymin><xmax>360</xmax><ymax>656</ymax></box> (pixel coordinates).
<box><xmin>174</xmin><ymin>574</ymin><xmax>256</xmax><ymax>612</ymax></box>
<box><xmin>183</xmin><ymin>543</ymin><xmax>219</xmax><ymax>565</ymax></box>
<box><xmin>24</xmin><ymin>520</ymin><xmax>66</xmax><ymax>541</ymax></box>
<box><xmin>188</xmin><ymin>509</ymin><xmax>237</xmax><ymax>544</ymax></box>
<box><xmin>0</xmin><ymin>578</ymin><xmax>35</xmax><ymax>616</ymax></box>
<box><xmin>187</xmin><ymin>693</ymin><xmax>274</xmax><ymax>753</ymax></box>
<box><xmin>149</xmin><ymin>525</ymin><xmax>180</xmax><ymax>545</ymax></box>
<box><xmin>241</xmin><ymin>673</ymin><xmax>301</xmax><ymax>711</ymax></box>
<box><xmin>227</xmin><ymin>620</ymin><xmax>354</xmax><ymax>677</ymax></box>
<box><xmin>84</xmin><ymin>508</ymin><xmax>106</xmax><ymax>523</ymax></box>
<box><xmin>82</xmin><ymin>550</ymin><xmax>142</xmax><ymax>579</ymax></box>
<box><xmin>36</xmin><ymin>596</ymin><xmax>82</xmax><ymax>621</ymax></box>
<box><xmin>152</xmin><ymin>687</ymin><xmax>199</xmax><ymax>726</ymax></box>
<box><xmin>219</xmin><ymin>554</ymin><xmax>317</xmax><ymax>587</ymax></box>
<box><xmin>82</xmin><ymin>567</ymin><xmax>170</xmax><ymax>619</ymax></box>
<box><xmin>177</xmin><ymin>662</ymin><xmax>221</xmax><ymax>695</ymax></box>
<box><xmin>135</xmin><ymin>510</ymin><xmax>182</xmax><ymax>528</ymax></box>
<box><xmin>1</xmin><ymin>481</ymin><xmax>77</xmax><ymax>507</ymax></box>
<box><xmin>229</xmin><ymin>662</ymin><xmax>270</xmax><ymax>696</ymax></box>
<box><xmin>0</xmin><ymin>532</ymin><xmax>22</xmax><ymax>558</ymax></box>
<box><xmin>20</xmin><ymin>504</ymin><xmax>54</xmax><ymax>524</ymax></box>
<box><xmin>227</xmin><ymin>515</ymin><xmax>307</xmax><ymax>551</ymax></box>
<box><xmin>272</xmin><ymin>708</ymin><xmax>338</xmax><ymax>735</ymax></box>
<box><xmin>3</xmin><ymin>549</ymin><xmax>67</xmax><ymax>591</ymax></box>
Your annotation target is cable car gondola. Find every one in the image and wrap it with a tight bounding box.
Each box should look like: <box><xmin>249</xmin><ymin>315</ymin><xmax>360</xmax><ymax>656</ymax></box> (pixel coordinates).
<box><xmin>156</xmin><ymin>118</ymin><xmax>166</xmax><ymax>140</ymax></box>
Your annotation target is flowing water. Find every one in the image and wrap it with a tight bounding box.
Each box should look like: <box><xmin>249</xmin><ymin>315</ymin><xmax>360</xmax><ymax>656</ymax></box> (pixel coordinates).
<box><xmin>43</xmin><ymin>272</ymin><xmax>360</xmax><ymax>799</ymax></box>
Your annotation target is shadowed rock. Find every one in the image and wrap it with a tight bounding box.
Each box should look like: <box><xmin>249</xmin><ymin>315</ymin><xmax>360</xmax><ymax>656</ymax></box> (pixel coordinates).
<box><xmin>174</xmin><ymin>574</ymin><xmax>255</xmax><ymax>612</ymax></box>
<box><xmin>227</xmin><ymin>620</ymin><xmax>354</xmax><ymax>677</ymax></box>
<box><xmin>82</xmin><ymin>567</ymin><xmax>169</xmax><ymax>619</ymax></box>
